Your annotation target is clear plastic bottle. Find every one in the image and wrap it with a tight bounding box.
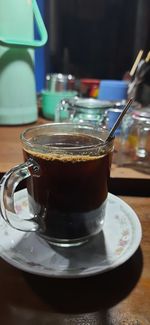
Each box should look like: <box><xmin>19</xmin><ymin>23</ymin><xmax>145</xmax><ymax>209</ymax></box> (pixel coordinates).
<box><xmin>118</xmin><ymin>105</ymin><xmax>150</xmax><ymax>173</ymax></box>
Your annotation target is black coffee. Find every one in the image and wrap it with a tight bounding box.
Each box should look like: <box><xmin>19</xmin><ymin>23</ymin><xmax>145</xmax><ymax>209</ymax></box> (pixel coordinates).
<box><xmin>23</xmin><ymin>133</ymin><xmax>112</xmax><ymax>243</ymax></box>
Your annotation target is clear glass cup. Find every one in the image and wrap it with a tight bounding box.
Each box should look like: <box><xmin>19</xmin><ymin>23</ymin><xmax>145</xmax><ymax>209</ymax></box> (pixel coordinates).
<box><xmin>0</xmin><ymin>123</ymin><xmax>114</xmax><ymax>247</ymax></box>
<box><xmin>118</xmin><ymin>106</ymin><xmax>150</xmax><ymax>173</ymax></box>
<box><xmin>55</xmin><ymin>97</ymin><xmax>113</xmax><ymax>128</ymax></box>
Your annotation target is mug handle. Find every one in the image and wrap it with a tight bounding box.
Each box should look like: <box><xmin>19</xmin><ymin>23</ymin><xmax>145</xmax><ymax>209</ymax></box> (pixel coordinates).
<box><xmin>0</xmin><ymin>158</ymin><xmax>40</xmax><ymax>231</ymax></box>
<box><xmin>0</xmin><ymin>0</ymin><xmax>48</xmax><ymax>48</ymax></box>
<box><xmin>55</xmin><ymin>96</ymin><xmax>78</xmax><ymax>122</ymax></box>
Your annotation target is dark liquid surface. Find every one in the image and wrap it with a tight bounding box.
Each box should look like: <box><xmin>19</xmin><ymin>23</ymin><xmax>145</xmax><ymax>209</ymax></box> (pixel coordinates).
<box><xmin>23</xmin><ymin>133</ymin><xmax>111</xmax><ymax>241</ymax></box>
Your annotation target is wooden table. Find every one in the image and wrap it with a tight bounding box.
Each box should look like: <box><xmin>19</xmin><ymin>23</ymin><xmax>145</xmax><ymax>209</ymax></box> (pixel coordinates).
<box><xmin>0</xmin><ymin>120</ymin><xmax>150</xmax><ymax>323</ymax></box>
<box><xmin>0</xmin><ymin>196</ymin><xmax>149</xmax><ymax>324</ymax></box>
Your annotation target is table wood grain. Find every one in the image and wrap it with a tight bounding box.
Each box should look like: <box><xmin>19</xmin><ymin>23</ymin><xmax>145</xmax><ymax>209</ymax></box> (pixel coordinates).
<box><xmin>0</xmin><ymin>118</ymin><xmax>46</xmax><ymax>173</ymax></box>
<box><xmin>0</xmin><ymin>196</ymin><xmax>149</xmax><ymax>324</ymax></box>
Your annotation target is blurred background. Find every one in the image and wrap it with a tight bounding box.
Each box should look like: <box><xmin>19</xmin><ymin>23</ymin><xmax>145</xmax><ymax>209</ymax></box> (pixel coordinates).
<box><xmin>36</xmin><ymin>0</ymin><xmax>150</xmax><ymax>92</ymax></box>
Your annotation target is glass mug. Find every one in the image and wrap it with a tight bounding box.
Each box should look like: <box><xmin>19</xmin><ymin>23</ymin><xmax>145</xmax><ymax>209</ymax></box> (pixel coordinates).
<box><xmin>55</xmin><ymin>97</ymin><xmax>112</xmax><ymax>128</ymax></box>
<box><xmin>119</xmin><ymin>106</ymin><xmax>150</xmax><ymax>173</ymax></box>
<box><xmin>0</xmin><ymin>123</ymin><xmax>114</xmax><ymax>247</ymax></box>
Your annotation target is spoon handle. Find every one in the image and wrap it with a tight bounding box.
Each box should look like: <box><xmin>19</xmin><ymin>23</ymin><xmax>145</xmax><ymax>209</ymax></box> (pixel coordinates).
<box><xmin>105</xmin><ymin>98</ymin><xmax>134</xmax><ymax>142</ymax></box>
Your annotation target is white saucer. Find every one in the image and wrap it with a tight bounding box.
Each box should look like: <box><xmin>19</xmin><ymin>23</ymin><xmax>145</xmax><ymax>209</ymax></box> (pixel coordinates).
<box><xmin>0</xmin><ymin>189</ymin><xmax>142</xmax><ymax>278</ymax></box>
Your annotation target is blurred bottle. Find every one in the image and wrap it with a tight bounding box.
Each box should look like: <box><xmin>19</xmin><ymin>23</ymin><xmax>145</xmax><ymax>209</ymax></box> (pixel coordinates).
<box><xmin>80</xmin><ymin>79</ymin><xmax>100</xmax><ymax>98</ymax></box>
<box><xmin>118</xmin><ymin>105</ymin><xmax>150</xmax><ymax>173</ymax></box>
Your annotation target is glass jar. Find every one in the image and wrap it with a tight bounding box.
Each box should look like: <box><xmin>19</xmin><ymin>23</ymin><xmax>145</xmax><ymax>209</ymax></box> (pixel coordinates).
<box><xmin>118</xmin><ymin>106</ymin><xmax>150</xmax><ymax>173</ymax></box>
<box><xmin>55</xmin><ymin>97</ymin><xmax>114</xmax><ymax>128</ymax></box>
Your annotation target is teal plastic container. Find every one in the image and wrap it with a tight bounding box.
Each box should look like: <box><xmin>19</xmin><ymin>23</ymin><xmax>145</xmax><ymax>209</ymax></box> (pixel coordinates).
<box><xmin>41</xmin><ymin>90</ymin><xmax>78</xmax><ymax>120</ymax></box>
<box><xmin>0</xmin><ymin>0</ymin><xmax>48</xmax><ymax>125</ymax></box>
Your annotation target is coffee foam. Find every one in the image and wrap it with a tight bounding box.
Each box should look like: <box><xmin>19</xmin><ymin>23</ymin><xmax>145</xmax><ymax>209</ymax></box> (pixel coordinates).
<box><xmin>23</xmin><ymin>148</ymin><xmax>107</xmax><ymax>163</ymax></box>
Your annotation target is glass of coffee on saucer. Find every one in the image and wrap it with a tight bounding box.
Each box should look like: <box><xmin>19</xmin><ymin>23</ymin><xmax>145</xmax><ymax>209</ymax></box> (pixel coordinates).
<box><xmin>0</xmin><ymin>123</ymin><xmax>114</xmax><ymax>247</ymax></box>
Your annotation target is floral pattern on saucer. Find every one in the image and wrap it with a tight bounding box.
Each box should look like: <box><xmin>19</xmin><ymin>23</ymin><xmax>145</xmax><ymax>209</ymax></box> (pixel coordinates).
<box><xmin>0</xmin><ymin>190</ymin><xmax>142</xmax><ymax>278</ymax></box>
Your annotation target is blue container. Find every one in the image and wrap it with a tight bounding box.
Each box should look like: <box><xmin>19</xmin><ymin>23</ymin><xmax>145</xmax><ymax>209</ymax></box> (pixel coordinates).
<box><xmin>107</xmin><ymin>108</ymin><xmax>123</xmax><ymax>136</ymax></box>
<box><xmin>98</xmin><ymin>80</ymin><xmax>128</xmax><ymax>101</ymax></box>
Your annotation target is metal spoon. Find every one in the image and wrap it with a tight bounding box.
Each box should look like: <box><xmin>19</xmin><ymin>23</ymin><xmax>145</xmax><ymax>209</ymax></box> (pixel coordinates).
<box><xmin>105</xmin><ymin>98</ymin><xmax>134</xmax><ymax>142</ymax></box>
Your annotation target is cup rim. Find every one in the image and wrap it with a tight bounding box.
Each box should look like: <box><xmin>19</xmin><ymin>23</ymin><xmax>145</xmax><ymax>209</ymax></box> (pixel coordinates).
<box><xmin>20</xmin><ymin>122</ymin><xmax>114</xmax><ymax>152</ymax></box>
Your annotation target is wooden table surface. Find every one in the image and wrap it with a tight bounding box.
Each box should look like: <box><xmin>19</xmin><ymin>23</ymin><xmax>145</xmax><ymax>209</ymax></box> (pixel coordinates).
<box><xmin>0</xmin><ymin>120</ymin><xmax>150</xmax><ymax>323</ymax></box>
<box><xmin>0</xmin><ymin>196</ymin><xmax>149</xmax><ymax>324</ymax></box>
